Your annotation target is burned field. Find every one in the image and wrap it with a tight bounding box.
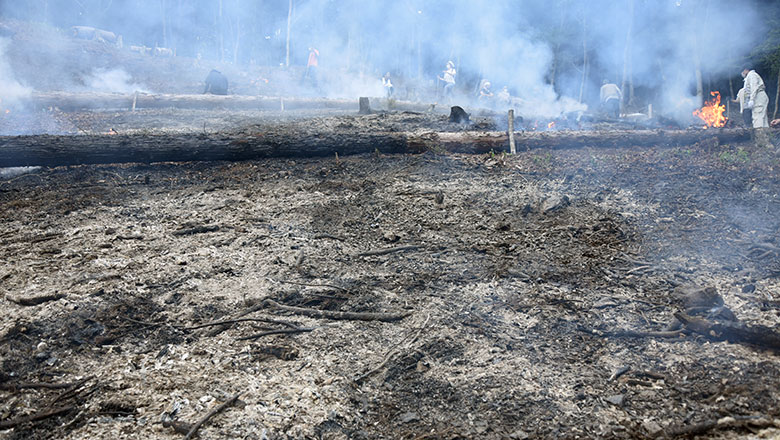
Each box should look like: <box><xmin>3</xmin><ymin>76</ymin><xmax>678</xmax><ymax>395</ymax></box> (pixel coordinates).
<box><xmin>1</xmin><ymin>112</ymin><xmax>780</xmax><ymax>439</ymax></box>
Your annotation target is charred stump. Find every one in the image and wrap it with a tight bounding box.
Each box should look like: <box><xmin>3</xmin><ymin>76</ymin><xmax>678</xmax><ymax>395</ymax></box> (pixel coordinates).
<box><xmin>358</xmin><ymin>97</ymin><xmax>372</xmax><ymax>115</ymax></box>
<box><xmin>448</xmin><ymin>106</ymin><xmax>470</xmax><ymax>123</ymax></box>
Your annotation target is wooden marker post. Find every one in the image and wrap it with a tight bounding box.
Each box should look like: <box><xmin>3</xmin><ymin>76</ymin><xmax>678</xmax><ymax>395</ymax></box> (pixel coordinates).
<box><xmin>508</xmin><ymin>109</ymin><xmax>516</xmax><ymax>154</ymax></box>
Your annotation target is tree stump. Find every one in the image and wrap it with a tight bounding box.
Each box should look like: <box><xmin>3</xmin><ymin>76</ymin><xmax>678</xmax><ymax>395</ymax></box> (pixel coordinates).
<box><xmin>359</xmin><ymin>97</ymin><xmax>371</xmax><ymax>115</ymax></box>
<box><xmin>449</xmin><ymin>106</ymin><xmax>470</xmax><ymax>123</ymax></box>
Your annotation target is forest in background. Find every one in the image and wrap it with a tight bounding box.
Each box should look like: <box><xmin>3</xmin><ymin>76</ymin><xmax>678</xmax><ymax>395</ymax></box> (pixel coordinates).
<box><xmin>2</xmin><ymin>0</ymin><xmax>780</xmax><ymax>117</ymax></box>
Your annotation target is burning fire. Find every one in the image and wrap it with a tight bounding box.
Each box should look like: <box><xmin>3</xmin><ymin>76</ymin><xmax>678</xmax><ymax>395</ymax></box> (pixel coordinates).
<box><xmin>693</xmin><ymin>91</ymin><xmax>727</xmax><ymax>128</ymax></box>
<box><xmin>547</xmin><ymin>121</ymin><xmax>556</xmax><ymax>129</ymax></box>
<box><xmin>0</xmin><ymin>98</ymin><xmax>11</xmax><ymax>115</ymax></box>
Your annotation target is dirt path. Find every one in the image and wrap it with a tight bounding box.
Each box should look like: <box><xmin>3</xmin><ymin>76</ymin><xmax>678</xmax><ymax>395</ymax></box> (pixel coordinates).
<box><xmin>1</xmin><ymin>134</ymin><xmax>780</xmax><ymax>439</ymax></box>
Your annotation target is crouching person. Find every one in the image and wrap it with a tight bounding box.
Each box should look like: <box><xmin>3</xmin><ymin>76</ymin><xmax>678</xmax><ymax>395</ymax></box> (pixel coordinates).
<box><xmin>204</xmin><ymin>69</ymin><xmax>228</xmax><ymax>95</ymax></box>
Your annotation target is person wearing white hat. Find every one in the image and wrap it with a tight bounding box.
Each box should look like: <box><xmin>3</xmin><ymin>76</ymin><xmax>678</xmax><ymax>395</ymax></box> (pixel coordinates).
<box><xmin>438</xmin><ymin>61</ymin><xmax>456</xmax><ymax>99</ymax></box>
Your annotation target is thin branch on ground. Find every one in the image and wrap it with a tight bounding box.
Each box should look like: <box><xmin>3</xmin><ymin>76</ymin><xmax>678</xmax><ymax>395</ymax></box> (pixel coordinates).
<box><xmin>183</xmin><ymin>392</ymin><xmax>242</xmax><ymax>440</ymax></box>
<box><xmin>580</xmin><ymin>326</ymin><xmax>686</xmax><ymax>340</ymax></box>
<box><xmin>264</xmin><ymin>299</ymin><xmax>412</xmax><ymax>322</ymax></box>
<box><xmin>354</xmin><ymin>313</ymin><xmax>431</xmax><ymax>384</ymax></box>
<box><xmin>236</xmin><ymin>327</ymin><xmax>315</xmax><ymax>341</ymax></box>
<box><xmin>357</xmin><ymin>245</ymin><xmax>419</xmax><ymax>257</ymax></box>
<box><xmin>185</xmin><ymin>317</ymin><xmax>299</xmax><ymax>331</ymax></box>
<box><xmin>0</xmin><ymin>406</ymin><xmax>75</xmax><ymax>429</ymax></box>
<box><xmin>0</xmin><ymin>381</ymin><xmax>76</xmax><ymax>391</ymax></box>
<box><xmin>47</xmin><ymin>376</ymin><xmax>95</xmax><ymax>407</ymax></box>
<box><xmin>267</xmin><ymin>277</ymin><xmax>348</xmax><ymax>292</ymax></box>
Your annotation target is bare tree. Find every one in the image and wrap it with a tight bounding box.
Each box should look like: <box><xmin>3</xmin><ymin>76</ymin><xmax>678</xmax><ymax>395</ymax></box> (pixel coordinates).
<box><xmin>285</xmin><ymin>0</ymin><xmax>293</xmax><ymax>67</ymax></box>
<box><xmin>548</xmin><ymin>0</ymin><xmax>568</xmax><ymax>91</ymax></box>
<box><xmin>228</xmin><ymin>0</ymin><xmax>242</xmax><ymax>65</ymax></box>
<box><xmin>774</xmin><ymin>71</ymin><xmax>780</xmax><ymax>119</ymax></box>
<box><xmin>578</xmin><ymin>11</ymin><xmax>589</xmax><ymax>104</ymax></box>
<box><xmin>218</xmin><ymin>0</ymin><xmax>224</xmax><ymax>62</ymax></box>
<box><xmin>160</xmin><ymin>0</ymin><xmax>167</xmax><ymax>48</ymax></box>
<box><xmin>692</xmin><ymin>0</ymin><xmax>711</xmax><ymax>107</ymax></box>
<box><xmin>620</xmin><ymin>0</ymin><xmax>635</xmax><ymax>114</ymax></box>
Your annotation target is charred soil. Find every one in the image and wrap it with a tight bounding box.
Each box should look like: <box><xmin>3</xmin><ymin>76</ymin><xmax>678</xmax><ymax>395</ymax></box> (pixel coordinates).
<box><xmin>2</xmin><ymin>115</ymin><xmax>780</xmax><ymax>439</ymax></box>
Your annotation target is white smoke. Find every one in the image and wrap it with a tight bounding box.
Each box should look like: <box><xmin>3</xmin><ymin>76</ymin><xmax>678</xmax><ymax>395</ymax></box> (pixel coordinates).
<box><xmin>0</xmin><ymin>1</ymin><xmax>769</xmax><ymax>124</ymax></box>
<box><xmin>0</xmin><ymin>36</ymin><xmax>32</xmax><ymax>108</ymax></box>
<box><xmin>84</xmin><ymin>68</ymin><xmax>150</xmax><ymax>94</ymax></box>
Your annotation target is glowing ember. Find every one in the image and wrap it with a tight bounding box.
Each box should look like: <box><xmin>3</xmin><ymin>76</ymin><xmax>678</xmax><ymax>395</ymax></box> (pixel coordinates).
<box><xmin>547</xmin><ymin>121</ymin><xmax>556</xmax><ymax>129</ymax></box>
<box><xmin>693</xmin><ymin>91</ymin><xmax>727</xmax><ymax>128</ymax></box>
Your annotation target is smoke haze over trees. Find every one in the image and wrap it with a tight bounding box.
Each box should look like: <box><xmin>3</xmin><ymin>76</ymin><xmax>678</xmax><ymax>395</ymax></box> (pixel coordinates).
<box><xmin>1</xmin><ymin>0</ymin><xmax>779</xmax><ymax>117</ymax></box>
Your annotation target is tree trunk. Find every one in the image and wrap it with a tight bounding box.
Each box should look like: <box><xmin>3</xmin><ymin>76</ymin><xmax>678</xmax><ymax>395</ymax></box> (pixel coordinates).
<box><xmin>728</xmin><ymin>75</ymin><xmax>734</xmax><ymax>101</ymax></box>
<box><xmin>694</xmin><ymin>57</ymin><xmax>703</xmax><ymax>107</ymax></box>
<box><xmin>232</xmin><ymin>7</ymin><xmax>241</xmax><ymax>65</ymax></box>
<box><xmin>285</xmin><ymin>0</ymin><xmax>292</xmax><ymax>67</ymax></box>
<box><xmin>550</xmin><ymin>1</ymin><xmax>567</xmax><ymax>90</ymax></box>
<box><xmin>0</xmin><ymin>128</ymin><xmax>752</xmax><ymax>168</ymax></box>
<box><xmin>774</xmin><ymin>69</ymin><xmax>779</xmax><ymax>119</ymax></box>
<box><xmin>620</xmin><ymin>0</ymin><xmax>634</xmax><ymax>115</ymax></box>
<box><xmin>693</xmin><ymin>0</ymin><xmax>710</xmax><ymax>108</ymax></box>
<box><xmin>160</xmin><ymin>0</ymin><xmax>167</xmax><ymax>48</ymax></box>
<box><xmin>578</xmin><ymin>14</ymin><xmax>588</xmax><ymax>104</ymax></box>
<box><xmin>218</xmin><ymin>0</ymin><xmax>224</xmax><ymax>63</ymax></box>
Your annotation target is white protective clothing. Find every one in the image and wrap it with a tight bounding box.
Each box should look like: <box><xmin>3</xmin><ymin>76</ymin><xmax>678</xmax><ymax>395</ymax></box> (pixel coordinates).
<box><xmin>442</xmin><ymin>67</ymin><xmax>456</xmax><ymax>84</ymax></box>
<box><xmin>743</xmin><ymin>70</ymin><xmax>769</xmax><ymax>128</ymax></box>
<box><xmin>736</xmin><ymin>88</ymin><xmax>746</xmax><ymax>113</ymax></box>
<box><xmin>600</xmin><ymin>83</ymin><xmax>622</xmax><ymax>103</ymax></box>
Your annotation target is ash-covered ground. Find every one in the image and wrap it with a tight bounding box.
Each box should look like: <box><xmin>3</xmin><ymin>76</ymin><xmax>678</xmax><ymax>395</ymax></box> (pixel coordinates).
<box><xmin>1</xmin><ymin>111</ymin><xmax>780</xmax><ymax>439</ymax></box>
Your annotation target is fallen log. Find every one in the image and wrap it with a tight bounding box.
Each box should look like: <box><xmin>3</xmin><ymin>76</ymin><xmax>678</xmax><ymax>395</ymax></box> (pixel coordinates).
<box><xmin>674</xmin><ymin>312</ymin><xmax>780</xmax><ymax>351</ymax></box>
<box><xmin>29</xmin><ymin>91</ymin><xmax>433</xmax><ymax>113</ymax></box>
<box><xmin>658</xmin><ymin>415</ymin><xmax>779</xmax><ymax>438</ymax></box>
<box><xmin>0</xmin><ymin>128</ymin><xmax>751</xmax><ymax>167</ymax></box>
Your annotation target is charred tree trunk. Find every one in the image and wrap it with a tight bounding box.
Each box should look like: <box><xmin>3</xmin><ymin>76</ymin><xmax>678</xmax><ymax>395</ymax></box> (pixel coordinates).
<box><xmin>358</xmin><ymin>97</ymin><xmax>371</xmax><ymax>114</ymax></box>
<box><xmin>0</xmin><ymin>129</ymin><xmax>752</xmax><ymax>168</ymax></box>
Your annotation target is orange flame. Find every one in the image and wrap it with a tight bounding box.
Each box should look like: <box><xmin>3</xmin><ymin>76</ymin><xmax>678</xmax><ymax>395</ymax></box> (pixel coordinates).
<box><xmin>693</xmin><ymin>91</ymin><xmax>727</xmax><ymax>128</ymax></box>
<box><xmin>547</xmin><ymin>121</ymin><xmax>556</xmax><ymax>129</ymax></box>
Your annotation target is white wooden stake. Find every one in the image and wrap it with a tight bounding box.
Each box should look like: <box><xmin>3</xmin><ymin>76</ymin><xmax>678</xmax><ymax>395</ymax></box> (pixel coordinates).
<box><xmin>508</xmin><ymin>109</ymin><xmax>516</xmax><ymax>154</ymax></box>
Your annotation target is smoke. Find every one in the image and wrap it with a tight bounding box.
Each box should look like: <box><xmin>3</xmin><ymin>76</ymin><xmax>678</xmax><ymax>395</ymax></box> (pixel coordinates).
<box><xmin>0</xmin><ymin>36</ymin><xmax>31</xmax><ymax>109</ymax></box>
<box><xmin>0</xmin><ymin>0</ymin><xmax>770</xmax><ymax>123</ymax></box>
<box><xmin>83</xmin><ymin>68</ymin><xmax>150</xmax><ymax>94</ymax></box>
